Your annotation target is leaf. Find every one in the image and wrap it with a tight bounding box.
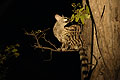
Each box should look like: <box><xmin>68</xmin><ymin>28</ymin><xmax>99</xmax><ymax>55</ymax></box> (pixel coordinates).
<box><xmin>77</xmin><ymin>3</ymin><xmax>81</xmax><ymax>7</ymax></box>
<box><xmin>35</xmin><ymin>31</ymin><xmax>38</xmax><ymax>34</ymax></box>
<box><xmin>75</xmin><ymin>15</ymin><xmax>80</xmax><ymax>22</ymax></box>
<box><xmin>72</xmin><ymin>10</ymin><xmax>75</xmax><ymax>12</ymax></box>
<box><xmin>10</xmin><ymin>45</ymin><xmax>15</xmax><ymax>49</ymax></box>
<box><xmin>12</xmin><ymin>49</ymin><xmax>18</xmax><ymax>53</ymax></box>
<box><xmin>14</xmin><ymin>53</ymin><xmax>20</xmax><ymax>58</ymax></box>
<box><xmin>16</xmin><ymin>44</ymin><xmax>20</xmax><ymax>47</ymax></box>
<box><xmin>79</xmin><ymin>7</ymin><xmax>84</xmax><ymax>12</ymax></box>
<box><xmin>75</xmin><ymin>9</ymin><xmax>79</xmax><ymax>13</ymax></box>
<box><xmin>70</xmin><ymin>14</ymin><xmax>75</xmax><ymax>22</ymax></box>
<box><xmin>71</xmin><ymin>3</ymin><xmax>76</xmax><ymax>7</ymax></box>
<box><xmin>0</xmin><ymin>61</ymin><xmax>4</xmax><ymax>64</ymax></box>
<box><xmin>25</xmin><ymin>32</ymin><xmax>28</xmax><ymax>35</ymax></box>
<box><xmin>5</xmin><ymin>48</ymin><xmax>10</xmax><ymax>52</ymax></box>
<box><xmin>2</xmin><ymin>56</ymin><xmax>6</xmax><ymax>60</ymax></box>
<box><xmin>79</xmin><ymin>16</ymin><xmax>85</xmax><ymax>24</ymax></box>
<box><xmin>86</xmin><ymin>5</ymin><xmax>90</xmax><ymax>14</ymax></box>
<box><xmin>84</xmin><ymin>14</ymin><xmax>90</xmax><ymax>19</ymax></box>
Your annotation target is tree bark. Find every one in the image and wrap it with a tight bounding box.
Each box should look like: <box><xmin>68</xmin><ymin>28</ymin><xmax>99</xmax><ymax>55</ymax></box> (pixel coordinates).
<box><xmin>87</xmin><ymin>0</ymin><xmax>120</xmax><ymax>80</ymax></box>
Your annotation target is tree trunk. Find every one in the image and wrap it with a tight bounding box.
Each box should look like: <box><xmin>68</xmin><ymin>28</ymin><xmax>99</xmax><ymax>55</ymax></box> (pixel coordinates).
<box><xmin>87</xmin><ymin>0</ymin><xmax>120</xmax><ymax>80</ymax></box>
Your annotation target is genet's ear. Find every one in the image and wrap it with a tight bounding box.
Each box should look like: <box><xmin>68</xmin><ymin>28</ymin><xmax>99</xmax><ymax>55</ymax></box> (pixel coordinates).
<box><xmin>62</xmin><ymin>14</ymin><xmax>64</xmax><ymax>17</ymax></box>
<box><xmin>55</xmin><ymin>14</ymin><xmax>62</xmax><ymax>21</ymax></box>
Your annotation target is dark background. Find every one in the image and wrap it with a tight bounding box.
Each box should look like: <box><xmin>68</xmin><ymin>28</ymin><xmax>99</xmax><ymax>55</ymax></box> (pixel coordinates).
<box><xmin>0</xmin><ymin>0</ymin><xmax>81</xmax><ymax>80</ymax></box>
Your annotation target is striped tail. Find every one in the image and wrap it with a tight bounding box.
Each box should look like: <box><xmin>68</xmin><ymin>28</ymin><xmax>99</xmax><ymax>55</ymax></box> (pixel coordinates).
<box><xmin>79</xmin><ymin>48</ymin><xmax>88</xmax><ymax>80</ymax></box>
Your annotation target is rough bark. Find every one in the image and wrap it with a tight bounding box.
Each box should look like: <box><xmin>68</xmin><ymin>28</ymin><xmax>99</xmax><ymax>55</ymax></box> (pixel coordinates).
<box><xmin>88</xmin><ymin>0</ymin><xmax>120</xmax><ymax>80</ymax></box>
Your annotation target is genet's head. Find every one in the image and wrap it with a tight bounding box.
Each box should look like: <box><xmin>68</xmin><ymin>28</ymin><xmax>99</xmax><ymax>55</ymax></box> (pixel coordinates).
<box><xmin>55</xmin><ymin>14</ymin><xmax>69</xmax><ymax>26</ymax></box>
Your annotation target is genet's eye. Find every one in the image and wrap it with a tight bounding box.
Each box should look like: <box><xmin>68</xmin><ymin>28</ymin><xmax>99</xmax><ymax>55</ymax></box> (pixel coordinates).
<box><xmin>63</xmin><ymin>17</ymin><xmax>69</xmax><ymax>23</ymax></box>
<box><xmin>64</xmin><ymin>19</ymin><xmax>68</xmax><ymax>22</ymax></box>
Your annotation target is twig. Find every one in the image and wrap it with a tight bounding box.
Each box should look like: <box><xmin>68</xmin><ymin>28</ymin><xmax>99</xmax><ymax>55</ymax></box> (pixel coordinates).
<box><xmin>42</xmin><ymin>28</ymin><xmax>50</xmax><ymax>32</ymax></box>
<box><xmin>34</xmin><ymin>34</ymin><xmax>41</xmax><ymax>48</ymax></box>
<box><xmin>34</xmin><ymin>45</ymin><xmax>78</xmax><ymax>52</ymax></box>
<box><xmin>38</xmin><ymin>33</ymin><xmax>45</xmax><ymax>39</ymax></box>
<box><xmin>25</xmin><ymin>28</ymin><xmax>57</xmax><ymax>49</ymax></box>
<box><xmin>34</xmin><ymin>45</ymin><xmax>57</xmax><ymax>51</ymax></box>
<box><xmin>42</xmin><ymin>33</ymin><xmax>57</xmax><ymax>49</ymax></box>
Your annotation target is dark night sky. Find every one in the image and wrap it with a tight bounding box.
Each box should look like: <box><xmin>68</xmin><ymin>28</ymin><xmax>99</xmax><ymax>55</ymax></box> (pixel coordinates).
<box><xmin>0</xmin><ymin>0</ymin><xmax>77</xmax><ymax>45</ymax></box>
<box><xmin>0</xmin><ymin>0</ymin><xmax>81</xmax><ymax>80</ymax></box>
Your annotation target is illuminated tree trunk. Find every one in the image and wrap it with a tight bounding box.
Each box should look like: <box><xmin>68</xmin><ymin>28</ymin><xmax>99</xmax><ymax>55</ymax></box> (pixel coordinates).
<box><xmin>86</xmin><ymin>0</ymin><xmax>120</xmax><ymax>80</ymax></box>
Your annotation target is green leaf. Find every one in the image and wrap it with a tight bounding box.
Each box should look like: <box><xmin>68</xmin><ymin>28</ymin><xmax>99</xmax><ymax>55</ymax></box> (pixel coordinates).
<box><xmin>35</xmin><ymin>31</ymin><xmax>38</xmax><ymax>34</ymax></box>
<box><xmin>86</xmin><ymin>5</ymin><xmax>90</xmax><ymax>14</ymax></box>
<box><xmin>2</xmin><ymin>56</ymin><xmax>6</xmax><ymax>60</ymax></box>
<box><xmin>5</xmin><ymin>48</ymin><xmax>10</xmax><ymax>52</ymax></box>
<box><xmin>15</xmin><ymin>44</ymin><xmax>20</xmax><ymax>47</ymax></box>
<box><xmin>70</xmin><ymin>14</ymin><xmax>75</xmax><ymax>22</ymax></box>
<box><xmin>0</xmin><ymin>61</ymin><xmax>4</xmax><ymax>64</ymax></box>
<box><xmin>84</xmin><ymin>14</ymin><xmax>90</xmax><ymax>19</ymax></box>
<box><xmin>79</xmin><ymin>7</ymin><xmax>84</xmax><ymax>12</ymax></box>
<box><xmin>79</xmin><ymin>16</ymin><xmax>85</xmax><ymax>24</ymax></box>
<box><xmin>77</xmin><ymin>3</ymin><xmax>81</xmax><ymax>7</ymax></box>
<box><xmin>75</xmin><ymin>9</ymin><xmax>79</xmax><ymax>13</ymax></box>
<box><xmin>14</xmin><ymin>53</ymin><xmax>20</xmax><ymax>58</ymax></box>
<box><xmin>12</xmin><ymin>49</ymin><xmax>18</xmax><ymax>53</ymax></box>
<box><xmin>71</xmin><ymin>3</ymin><xmax>76</xmax><ymax>7</ymax></box>
<box><xmin>10</xmin><ymin>45</ymin><xmax>15</xmax><ymax>49</ymax></box>
<box><xmin>75</xmin><ymin>15</ymin><xmax>80</xmax><ymax>22</ymax></box>
<box><xmin>77</xmin><ymin>11</ymin><xmax>81</xmax><ymax>17</ymax></box>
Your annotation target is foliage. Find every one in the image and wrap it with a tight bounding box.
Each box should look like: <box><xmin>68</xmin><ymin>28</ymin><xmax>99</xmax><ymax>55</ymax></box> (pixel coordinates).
<box><xmin>70</xmin><ymin>3</ymin><xmax>90</xmax><ymax>24</ymax></box>
<box><xmin>0</xmin><ymin>44</ymin><xmax>20</xmax><ymax>80</ymax></box>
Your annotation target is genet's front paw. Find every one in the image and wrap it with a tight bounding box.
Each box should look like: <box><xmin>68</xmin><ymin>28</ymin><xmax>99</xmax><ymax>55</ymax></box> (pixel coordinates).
<box><xmin>61</xmin><ymin>48</ymin><xmax>67</xmax><ymax>51</ymax></box>
<box><xmin>57</xmin><ymin>48</ymin><xmax>62</xmax><ymax>51</ymax></box>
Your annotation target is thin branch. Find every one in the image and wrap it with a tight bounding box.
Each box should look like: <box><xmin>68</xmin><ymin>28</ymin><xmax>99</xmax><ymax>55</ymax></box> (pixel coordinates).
<box><xmin>34</xmin><ymin>34</ymin><xmax>41</xmax><ymax>48</ymax></box>
<box><xmin>34</xmin><ymin>44</ymin><xmax>78</xmax><ymax>52</ymax></box>
<box><xmin>34</xmin><ymin>45</ymin><xmax>57</xmax><ymax>51</ymax></box>
<box><xmin>42</xmin><ymin>28</ymin><xmax>50</xmax><ymax>32</ymax></box>
<box><xmin>25</xmin><ymin>28</ymin><xmax>57</xmax><ymax>50</ymax></box>
<box><xmin>38</xmin><ymin>33</ymin><xmax>45</xmax><ymax>39</ymax></box>
<box><xmin>42</xmin><ymin>33</ymin><xmax>57</xmax><ymax>49</ymax></box>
